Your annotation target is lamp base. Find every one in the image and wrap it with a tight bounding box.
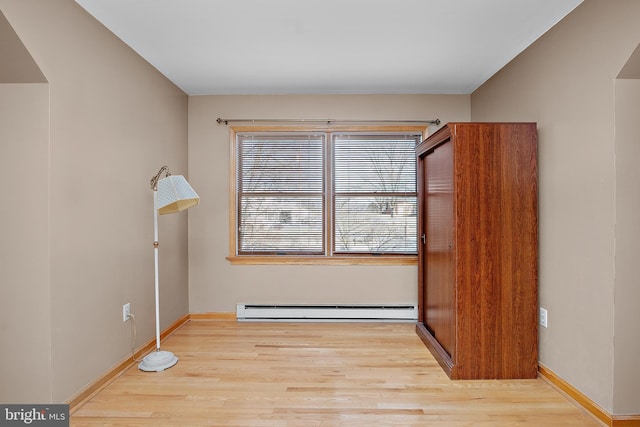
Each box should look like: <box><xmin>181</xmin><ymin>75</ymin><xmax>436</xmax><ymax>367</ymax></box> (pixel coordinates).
<box><xmin>138</xmin><ymin>350</ymin><xmax>178</xmax><ymax>372</ymax></box>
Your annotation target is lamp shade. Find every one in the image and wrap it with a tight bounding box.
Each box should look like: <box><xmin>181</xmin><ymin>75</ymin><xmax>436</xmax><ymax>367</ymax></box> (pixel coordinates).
<box><xmin>157</xmin><ymin>175</ymin><xmax>200</xmax><ymax>215</ymax></box>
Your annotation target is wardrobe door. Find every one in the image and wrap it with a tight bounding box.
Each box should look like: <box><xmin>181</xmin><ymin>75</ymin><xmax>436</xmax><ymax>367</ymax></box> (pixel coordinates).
<box><xmin>424</xmin><ymin>140</ymin><xmax>455</xmax><ymax>358</ymax></box>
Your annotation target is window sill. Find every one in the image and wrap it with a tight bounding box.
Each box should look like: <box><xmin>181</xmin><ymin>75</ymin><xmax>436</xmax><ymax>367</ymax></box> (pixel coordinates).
<box><xmin>226</xmin><ymin>255</ymin><xmax>417</xmax><ymax>266</ymax></box>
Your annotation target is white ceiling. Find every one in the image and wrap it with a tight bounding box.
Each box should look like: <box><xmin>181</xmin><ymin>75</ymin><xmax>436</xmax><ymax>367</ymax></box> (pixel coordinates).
<box><xmin>75</xmin><ymin>0</ymin><xmax>582</xmax><ymax>95</ymax></box>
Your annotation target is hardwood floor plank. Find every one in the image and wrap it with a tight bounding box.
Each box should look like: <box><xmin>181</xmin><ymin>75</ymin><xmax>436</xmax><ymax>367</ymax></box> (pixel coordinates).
<box><xmin>71</xmin><ymin>321</ymin><xmax>602</xmax><ymax>426</ymax></box>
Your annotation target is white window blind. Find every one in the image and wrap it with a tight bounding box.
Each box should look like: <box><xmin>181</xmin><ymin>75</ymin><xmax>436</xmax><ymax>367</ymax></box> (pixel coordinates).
<box><xmin>235</xmin><ymin>130</ymin><xmax>420</xmax><ymax>257</ymax></box>
<box><xmin>236</xmin><ymin>133</ymin><xmax>325</xmax><ymax>254</ymax></box>
<box><xmin>333</xmin><ymin>134</ymin><xmax>419</xmax><ymax>254</ymax></box>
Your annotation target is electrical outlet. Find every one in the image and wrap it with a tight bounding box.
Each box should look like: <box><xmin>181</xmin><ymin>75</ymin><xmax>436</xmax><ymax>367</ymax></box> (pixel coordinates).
<box><xmin>123</xmin><ymin>303</ymin><xmax>131</xmax><ymax>322</ymax></box>
<box><xmin>539</xmin><ymin>307</ymin><xmax>548</xmax><ymax>328</ymax></box>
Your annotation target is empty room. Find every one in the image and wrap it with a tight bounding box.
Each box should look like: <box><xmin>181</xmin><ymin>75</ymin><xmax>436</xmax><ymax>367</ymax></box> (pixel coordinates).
<box><xmin>1</xmin><ymin>0</ymin><xmax>639</xmax><ymax>425</ymax></box>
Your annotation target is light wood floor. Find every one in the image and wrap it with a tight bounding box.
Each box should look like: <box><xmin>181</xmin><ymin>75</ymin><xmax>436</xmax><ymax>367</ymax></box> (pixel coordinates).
<box><xmin>72</xmin><ymin>321</ymin><xmax>601</xmax><ymax>426</ymax></box>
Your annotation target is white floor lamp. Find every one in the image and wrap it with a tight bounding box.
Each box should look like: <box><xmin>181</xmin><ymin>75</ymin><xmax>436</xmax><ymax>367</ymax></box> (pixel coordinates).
<box><xmin>139</xmin><ymin>166</ymin><xmax>199</xmax><ymax>372</ymax></box>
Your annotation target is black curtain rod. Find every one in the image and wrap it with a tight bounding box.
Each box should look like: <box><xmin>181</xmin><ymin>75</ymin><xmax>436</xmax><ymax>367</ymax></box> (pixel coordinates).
<box><xmin>216</xmin><ymin>117</ymin><xmax>441</xmax><ymax>126</ymax></box>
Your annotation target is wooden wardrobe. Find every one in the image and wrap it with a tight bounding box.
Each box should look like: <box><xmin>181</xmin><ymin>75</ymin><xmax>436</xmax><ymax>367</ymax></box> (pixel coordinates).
<box><xmin>415</xmin><ymin>122</ymin><xmax>538</xmax><ymax>380</ymax></box>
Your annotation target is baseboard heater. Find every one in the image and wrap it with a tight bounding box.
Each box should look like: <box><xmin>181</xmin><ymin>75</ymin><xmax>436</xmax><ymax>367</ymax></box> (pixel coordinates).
<box><xmin>236</xmin><ymin>304</ymin><xmax>418</xmax><ymax>322</ymax></box>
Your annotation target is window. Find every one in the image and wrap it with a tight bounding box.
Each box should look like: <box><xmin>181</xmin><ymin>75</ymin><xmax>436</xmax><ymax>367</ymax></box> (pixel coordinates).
<box><xmin>229</xmin><ymin>126</ymin><xmax>424</xmax><ymax>264</ymax></box>
<box><xmin>236</xmin><ymin>133</ymin><xmax>325</xmax><ymax>255</ymax></box>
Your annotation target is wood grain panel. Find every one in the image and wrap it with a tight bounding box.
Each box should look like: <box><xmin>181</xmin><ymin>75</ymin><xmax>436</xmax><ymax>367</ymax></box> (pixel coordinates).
<box><xmin>425</xmin><ymin>139</ymin><xmax>455</xmax><ymax>358</ymax></box>
<box><xmin>71</xmin><ymin>321</ymin><xmax>602</xmax><ymax>427</ymax></box>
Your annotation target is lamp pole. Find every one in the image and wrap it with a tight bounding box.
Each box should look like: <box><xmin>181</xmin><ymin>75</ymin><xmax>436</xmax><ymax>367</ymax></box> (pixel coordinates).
<box><xmin>149</xmin><ymin>165</ymin><xmax>168</xmax><ymax>353</ymax></box>
<box><xmin>152</xmin><ymin>188</ymin><xmax>161</xmax><ymax>352</ymax></box>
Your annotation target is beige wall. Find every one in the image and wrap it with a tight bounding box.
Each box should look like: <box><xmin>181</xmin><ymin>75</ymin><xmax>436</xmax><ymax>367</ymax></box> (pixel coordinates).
<box><xmin>471</xmin><ymin>0</ymin><xmax>640</xmax><ymax>415</ymax></box>
<box><xmin>0</xmin><ymin>83</ymin><xmax>51</xmax><ymax>402</ymax></box>
<box><xmin>613</xmin><ymin>78</ymin><xmax>640</xmax><ymax>414</ymax></box>
<box><xmin>0</xmin><ymin>10</ymin><xmax>45</xmax><ymax>83</ymax></box>
<box><xmin>187</xmin><ymin>94</ymin><xmax>470</xmax><ymax>313</ymax></box>
<box><xmin>0</xmin><ymin>0</ymin><xmax>189</xmax><ymax>403</ymax></box>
